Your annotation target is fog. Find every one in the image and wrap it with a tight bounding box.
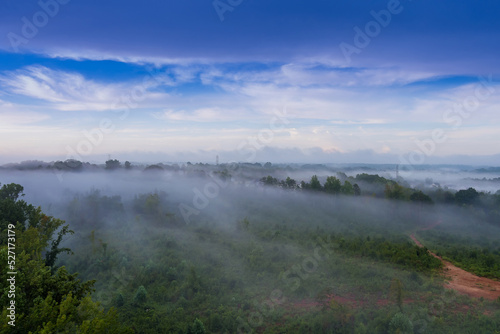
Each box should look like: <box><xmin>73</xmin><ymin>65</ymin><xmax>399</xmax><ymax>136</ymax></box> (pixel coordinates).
<box><xmin>1</xmin><ymin>162</ymin><xmax>499</xmax><ymax>332</ymax></box>
<box><xmin>1</xmin><ymin>163</ymin><xmax>498</xmax><ymax>243</ymax></box>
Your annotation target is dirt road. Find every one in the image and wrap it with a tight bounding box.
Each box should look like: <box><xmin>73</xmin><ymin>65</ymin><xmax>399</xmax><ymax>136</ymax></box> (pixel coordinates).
<box><xmin>410</xmin><ymin>234</ymin><xmax>500</xmax><ymax>300</ymax></box>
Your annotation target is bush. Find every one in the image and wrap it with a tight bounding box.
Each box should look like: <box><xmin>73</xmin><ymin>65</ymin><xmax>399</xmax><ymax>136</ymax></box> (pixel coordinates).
<box><xmin>389</xmin><ymin>312</ymin><xmax>413</xmax><ymax>334</ymax></box>
<box><xmin>134</xmin><ymin>285</ymin><xmax>147</xmax><ymax>305</ymax></box>
<box><xmin>187</xmin><ymin>318</ymin><xmax>206</xmax><ymax>334</ymax></box>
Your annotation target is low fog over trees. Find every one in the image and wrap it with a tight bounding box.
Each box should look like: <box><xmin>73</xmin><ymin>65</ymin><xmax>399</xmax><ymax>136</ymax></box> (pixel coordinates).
<box><xmin>1</xmin><ymin>160</ymin><xmax>500</xmax><ymax>332</ymax></box>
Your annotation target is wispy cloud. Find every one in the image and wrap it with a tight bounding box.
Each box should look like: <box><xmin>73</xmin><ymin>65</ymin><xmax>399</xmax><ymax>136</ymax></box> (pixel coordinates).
<box><xmin>0</xmin><ymin>57</ymin><xmax>498</xmax><ymax>163</ymax></box>
<box><xmin>153</xmin><ymin>108</ymin><xmax>231</xmax><ymax>122</ymax></box>
<box><xmin>0</xmin><ymin>66</ymin><xmax>168</xmax><ymax>111</ymax></box>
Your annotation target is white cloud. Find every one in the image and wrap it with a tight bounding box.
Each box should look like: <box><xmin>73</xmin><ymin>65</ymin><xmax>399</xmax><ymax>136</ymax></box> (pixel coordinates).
<box><xmin>0</xmin><ymin>66</ymin><xmax>169</xmax><ymax>111</ymax></box>
<box><xmin>153</xmin><ymin>106</ymin><xmax>251</xmax><ymax>122</ymax></box>
<box><xmin>45</xmin><ymin>49</ymin><xmax>209</xmax><ymax>67</ymax></box>
<box><xmin>407</xmin><ymin>81</ymin><xmax>500</xmax><ymax>125</ymax></box>
<box><xmin>0</xmin><ymin>59</ymin><xmax>498</xmax><ymax>161</ymax></box>
<box><xmin>277</xmin><ymin>63</ymin><xmax>436</xmax><ymax>87</ymax></box>
<box><xmin>43</xmin><ymin>51</ymin><xmax>441</xmax><ymax>89</ymax></box>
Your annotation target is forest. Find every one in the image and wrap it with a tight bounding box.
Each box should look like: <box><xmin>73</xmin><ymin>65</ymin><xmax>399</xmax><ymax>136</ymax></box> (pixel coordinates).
<box><xmin>1</xmin><ymin>160</ymin><xmax>500</xmax><ymax>333</ymax></box>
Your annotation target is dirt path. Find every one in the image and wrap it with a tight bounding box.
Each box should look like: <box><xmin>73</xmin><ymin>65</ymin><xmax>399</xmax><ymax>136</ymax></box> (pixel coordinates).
<box><xmin>410</xmin><ymin>234</ymin><xmax>500</xmax><ymax>300</ymax></box>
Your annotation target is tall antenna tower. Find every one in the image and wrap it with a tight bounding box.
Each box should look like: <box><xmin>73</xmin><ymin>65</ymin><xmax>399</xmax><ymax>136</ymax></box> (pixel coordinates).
<box><xmin>216</xmin><ymin>155</ymin><xmax>219</xmax><ymax>166</ymax></box>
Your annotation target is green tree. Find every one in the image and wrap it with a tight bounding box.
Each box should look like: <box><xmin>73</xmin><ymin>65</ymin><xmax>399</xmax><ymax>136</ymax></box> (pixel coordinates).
<box><xmin>186</xmin><ymin>318</ymin><xmax>206</xmax><ymax>334</ymax></box>
<box><xmin>410</xmin><ymin>190</ymin><xmax>433</xmax><ymax>205</ymax></box>
<box><xmin>53</xmin><ymin>159</ymin><xmax>83</xmax><ymax>171</ymax></box>
<box><xmin>355</xmin><ymin>173</ymin><xmax>389</xmax><ymax>184</ymax></box>
<box><xmin>65</xmin><ymin>159</ymin><xmax>83</xmax><ymax>171</ymax></box>
<box><xmin>455</xmin><ymin>187</ymin><xmax>479</xmax><ymax>206</ymax></box>
<box><xmin>134</xmin><ymin>285</ymin><xmax>148</xmax><ymax>305</ymax></box>
<box><xmin>385</xmin><ymin>183</ymin><xmax>406</xmax><ymax>200</ymax></box>
<box><xmin>0</xmin><ymin>187</ymin><xmax>31</xmax><ymax>245</ymax></box>
<box><xmin>310</xmin><ymin>175</ymin><xmax>322</xmax><ymax>191</ymax></box>
<box><xmin>105</xmin><ymin>159</ymin><xmax>121</xmax><ymax>170</ymax></box>
<box><xmin>324</xmin><ymin>176</ymin><xmax>341</xmax><ymax>194</ymax></box>
<box><xmin>261</xmin><ymin>175</ymin><xmax>278</xmax><ymax>186</ymax></box>
<box><xmin>389</xmin><ymin>312</ymin><xmax>413</xmax><ymax>334</ymax></box>
<box><xmin>44</xmin><ymin>223</ymin><xmax>74</xmax><ymax>270</ymax></box>
<box><xmin>0</xmin><ymin>183</ymin><xmax>72</xmax><ymax>266</ymax></box>
<box><xmin>341</xmin><ymin>181</ymin><xmax>354</xmax><ymax>195</ymax></box>
<box><xmin>0</xmin><ymin>183</ymin><xmax>131</xmax><ymax>333</ymax></box>
<box><xmin>353</xmin><ymin>183</ymin><xmax>361</xmax><ymax>196</ymax></box>
<box><xmin>0</xmin><ymin>183</ymin><xmax>24</xmax><ymax>201</ymax></box>
<box><xmin>284</xmin><ymin>177</ymin><xmax>297</xmax><ymax>189</ymax></box>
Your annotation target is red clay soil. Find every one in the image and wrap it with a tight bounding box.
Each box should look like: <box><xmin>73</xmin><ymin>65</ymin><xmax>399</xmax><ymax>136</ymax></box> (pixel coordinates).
<box><xmin>410</xmin><ymin>234</ymin><xmax>500</xmax><ymax>301</ymax></box>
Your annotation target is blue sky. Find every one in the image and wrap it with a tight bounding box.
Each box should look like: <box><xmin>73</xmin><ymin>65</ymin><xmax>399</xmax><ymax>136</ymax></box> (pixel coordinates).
<box><xmin>0</xmin><ymin>0</ymin><xmax>499</xmax><ymax>164</ymax></box>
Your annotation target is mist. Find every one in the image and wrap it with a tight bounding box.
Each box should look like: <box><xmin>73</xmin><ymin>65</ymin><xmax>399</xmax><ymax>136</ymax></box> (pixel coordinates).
<box><xmin>1</xmin><ymin>161</ymin><xmax>499</xmax><ymax>333</ymax></box>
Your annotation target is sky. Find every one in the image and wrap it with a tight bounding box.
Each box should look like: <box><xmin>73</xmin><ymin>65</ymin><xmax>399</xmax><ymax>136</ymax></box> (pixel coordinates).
<box><xmin>0</xmin><ymin>0</ymin><xmax>499</xmax><ymax>165</ymax></box>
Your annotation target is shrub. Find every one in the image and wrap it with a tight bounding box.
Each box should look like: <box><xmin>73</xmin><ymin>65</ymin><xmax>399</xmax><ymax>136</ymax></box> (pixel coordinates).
<box><xmin>134</xmin><ymin>285</ymin><xmax>147</xmax><ymax>305</ymax></box>
<box><xmin>389</xmin><ymin>312</ymin><xmax>413</xmax><ymax>334</ymax></box>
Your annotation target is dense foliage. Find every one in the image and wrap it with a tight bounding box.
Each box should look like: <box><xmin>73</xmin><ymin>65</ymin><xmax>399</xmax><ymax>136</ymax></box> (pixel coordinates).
<box><xmin>0</xmin><ymin>183</ymin><xmax>131</xmax><ymax>333</ymax></box>
<box><xmin>54</xmin><ymin>178</ymin><xmax>500</xmax><ymax>333</ymax></box>
<box><xmin>331</xmin><ymin>235</ymin><xmax>442</xmax><ymax>273</ymax></box>
<box><xmin>418</xmin><ymin>229</ymin><xmax>500</xmax><ymax>279</ymax></box>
